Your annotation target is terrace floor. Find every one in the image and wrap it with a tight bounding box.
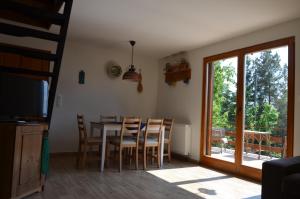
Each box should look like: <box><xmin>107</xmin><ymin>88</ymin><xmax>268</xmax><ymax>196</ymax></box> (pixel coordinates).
<box><xmin>211</xmin><ymin>147</ymin><xmax>278</xmax><ymax>169</ymax></box>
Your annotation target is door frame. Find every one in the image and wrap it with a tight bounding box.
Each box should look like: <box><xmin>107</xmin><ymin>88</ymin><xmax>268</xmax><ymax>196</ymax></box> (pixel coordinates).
<box><xmin>200</xmin><ymin>37</ymin><xmax>295</xmax><ymax>181</ymax></box>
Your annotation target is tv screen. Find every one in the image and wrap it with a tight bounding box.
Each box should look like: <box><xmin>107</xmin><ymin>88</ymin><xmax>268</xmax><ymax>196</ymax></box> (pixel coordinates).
<box><xmin>0</xmin><ymin>73</ymin><xmax>48</xmax><ymax>121</ymax></box>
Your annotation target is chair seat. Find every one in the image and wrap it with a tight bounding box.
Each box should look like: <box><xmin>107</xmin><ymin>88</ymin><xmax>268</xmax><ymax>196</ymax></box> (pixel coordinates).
<box><xmin>164</xmin><ymin>138</ymin><xmax>170</xmax><ymax>143</ymax></box>
<box><xmin>110</xmin><ymin>136</ymin><xmax>137</xmax><ymax>145</ymax></box>
<box><xmin>139</xmin><ymin>137</ymin><xmax>159</xmax><ymax>145</ymax></box>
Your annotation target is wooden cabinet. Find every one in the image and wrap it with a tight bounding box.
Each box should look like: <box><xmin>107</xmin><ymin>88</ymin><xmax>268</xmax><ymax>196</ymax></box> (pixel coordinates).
<box><xmin>0</xmin><ymin>122</ymin><xmax>48</xmax><ymax>199</ymax></box>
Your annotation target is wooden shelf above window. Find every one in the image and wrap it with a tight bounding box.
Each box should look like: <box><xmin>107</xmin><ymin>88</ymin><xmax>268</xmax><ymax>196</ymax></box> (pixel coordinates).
<box><xmin>165</xmin><ymin>68</ymin><xmax>191</xmax><ymax>84</ymax></box>
<box><xmin>165</xmin><ymin>62</ymin><xmax>191</xmax><ymax>85</ymax></box>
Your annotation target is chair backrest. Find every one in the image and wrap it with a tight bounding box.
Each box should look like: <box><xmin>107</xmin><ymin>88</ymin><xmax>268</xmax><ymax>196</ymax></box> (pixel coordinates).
<box><xmin>120</xmin><ymin>117</ymin><xmax>141</xmax><ymax>144</ymax></box>
<box><xmin>212</xmin><ymin>128</ymin><xmax>225</xmax><ymax>138</ymax></box>
<box><xmin>100</xmin><ymin>115</ymin><xmax>118</xmax><ymax>123</ymax></box>
<box><xmin>144</xmin><ymin>118</ymin><xmax>163</xmax><ymax>145</ymax></box>
<box><xmin>163</xmin><ymin>118</ymin><xmax>174</xmax><ymax>140</ymax></box>
<box><xmin>77</xmin><ymin>114</ymin><xmax>87</xmax><ymax>142</ymax></box>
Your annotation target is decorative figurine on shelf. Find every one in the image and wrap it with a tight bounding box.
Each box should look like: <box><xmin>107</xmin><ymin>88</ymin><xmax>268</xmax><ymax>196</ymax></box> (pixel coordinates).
<box><xmin>164</xmin><ymin>59</ymin><xmax>191</xmax><ymax>86</ymax></box>
<box><xmin>79</xmin><ymin>70</ymin><xmax>85</xmax><ymax>84</ymax></box>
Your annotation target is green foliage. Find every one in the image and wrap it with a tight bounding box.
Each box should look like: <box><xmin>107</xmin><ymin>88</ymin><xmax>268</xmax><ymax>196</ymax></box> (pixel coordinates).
<box><xmin>258</xmin><ymin>104</ymin><xmax>279</xmax><ymax>132</ymax></box>
<box><xmin>212</xmin><ymin>61</ymin><xmax>236</xmax><ymax>129</ymax></box>
<box><xmin>212</xmin><ymin>50</ymin><xmax>287</xmax><ymax>136</ymax></box>
<box><xmin>245</xmin><ymin>105</ymin><xmax>258</xmax><ymax>130</ymax></box>
<box><xmin>245</xmin><ymin>50</ymin><xmax>287</xmax><ymax>134</ymax></box>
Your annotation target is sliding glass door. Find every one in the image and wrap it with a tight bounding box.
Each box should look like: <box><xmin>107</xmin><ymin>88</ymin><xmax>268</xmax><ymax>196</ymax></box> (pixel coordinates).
<box><xmin>201</xmin><ymin>37</ymin><xmax>295</xmax><ymax>180</ymax></box>
<box><xmin>242</xmin><ymin>46</ymin><xmax>289</xmax><ymax>169</ymax></box>
<box><xmin>204</xmin><ymin>57</ymin><xmax>238</xmax><ymax>163</ymax></box>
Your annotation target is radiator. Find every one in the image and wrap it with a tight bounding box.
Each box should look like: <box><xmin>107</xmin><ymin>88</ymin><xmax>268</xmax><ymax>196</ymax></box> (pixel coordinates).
<box><xmin>171</xmin><ymin>123</ymin><xmax>192</xmax><ymax>156</ymax></box>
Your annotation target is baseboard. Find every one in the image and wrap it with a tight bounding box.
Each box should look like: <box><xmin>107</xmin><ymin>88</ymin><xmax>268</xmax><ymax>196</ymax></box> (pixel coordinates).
<box><xmin>50</xmin><ymin>152</ymin><xmax>200</xmax><ymax>164</ymax></box>
<box><xmin>171</xmin><ymin>152</ymin><xmax>200</xmax><ymax>164</ymax></box>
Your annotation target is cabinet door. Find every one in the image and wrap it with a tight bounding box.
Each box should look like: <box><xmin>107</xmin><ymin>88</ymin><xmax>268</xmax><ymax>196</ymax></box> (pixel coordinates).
<box><xmin>12</xmin><ymin>126</ymin><xmax>44</xmax><ymax>198</ymax></box>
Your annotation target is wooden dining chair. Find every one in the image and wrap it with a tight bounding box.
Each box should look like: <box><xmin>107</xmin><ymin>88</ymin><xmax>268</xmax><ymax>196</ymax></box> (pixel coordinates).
<box><xmin>109</xmin><ymin>117</ymin><xmax>141</xmax><ymax>172</ymax></box>
<box><xmin>77</xmin><ymin>114</ymin><xmax>102</xmax><ymax>169</ymax></box>
<box><xmin>163</xmin><ymin>118</ymin><xmax>174</xmax><ymax>162</ymax></box>
<box><xmin>140</xmin><ymin>118</ymin><xmax>163</xmax><ymax>170</ymax></box>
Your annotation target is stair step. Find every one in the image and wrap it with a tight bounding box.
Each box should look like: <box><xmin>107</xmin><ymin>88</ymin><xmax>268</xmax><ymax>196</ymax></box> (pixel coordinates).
<box><xmin>0</xmin><ymin>65</ymin><xmax>54</xmax><ymax>77</ymax></box>
<box><xmin>0</xmin><ymin>23</ymin><xmax>61</xmax><ymax>42</ymax></box>
<box><xmin>0</xmin><ymin>45</ymin><xmax>57</xmax><ymax>61</ymax></box>
<box><xmin>0</xmin><ymin>1</ymin><xmax>65</xmax><ymax>26</ymax></box>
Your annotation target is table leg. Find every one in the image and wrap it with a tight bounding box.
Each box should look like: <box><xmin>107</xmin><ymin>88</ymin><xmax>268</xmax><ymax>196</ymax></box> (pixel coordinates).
<box><xmin>258</xmin><ymin>134</ymin><xmax>262</xmax><ymax>160</ymax></box>
<box><xmin>268</xmin><ymin>134</ymin><xmax>272</xmax><ymax>159</ymax></box>
<box><xmin>100</xmin><ymin>126</ymin><xmax>107</xmax><ymax>172</ymax></box>
<box><xmin>90</xmin><ymin>124</ymin><xmax>94</xmax><ymax>137</ymax></box>
<box><xmin>252</xmin><ymin>133</ymin><xmax>255</xmax><ymax>152</ymax></box>
<box><xmin>90</xmin><ymin>124</ymin><xmax>95</xmax><ymax>152</ymax></box>
<box><xmin>160</xmin><ymin>126</ymin><xmax>165</xmax><ymax>168</ymax></box>
<box><xmin>244</xmin><ymin>132</ymin><xmax>248</xmax><ymax>154</ymax></box>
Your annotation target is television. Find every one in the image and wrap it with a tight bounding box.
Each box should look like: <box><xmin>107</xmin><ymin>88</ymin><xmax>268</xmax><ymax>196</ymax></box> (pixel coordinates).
<box><xmin>0</xmin><ymin>73</ymin><xmax>48</xmax><ymax>121</ymax></box>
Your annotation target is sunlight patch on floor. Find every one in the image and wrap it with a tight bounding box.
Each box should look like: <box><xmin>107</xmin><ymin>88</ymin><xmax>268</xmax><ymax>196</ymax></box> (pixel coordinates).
<box><xmin>147</xmin><ymin>166</ymin><xmax>227</xmax><ymax>183</ymax></box>
<box><xmin>147</xmin><ymin>166</ymin><xmax>261</xmax><ymax>199</ymax></box>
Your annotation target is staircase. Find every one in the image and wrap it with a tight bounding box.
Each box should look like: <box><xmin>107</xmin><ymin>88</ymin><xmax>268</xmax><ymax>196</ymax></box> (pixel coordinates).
<box><xmin>0</xmin><ymin>0</ymin><xmax>73</xmax><ymax>126</ymax></box>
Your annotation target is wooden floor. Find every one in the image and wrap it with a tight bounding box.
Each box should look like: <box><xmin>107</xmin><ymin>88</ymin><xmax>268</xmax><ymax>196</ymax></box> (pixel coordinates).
<box><xmin>26</xmin><ymin>155</ymin><xmax>261</xmax><ymax>199</ymax></box>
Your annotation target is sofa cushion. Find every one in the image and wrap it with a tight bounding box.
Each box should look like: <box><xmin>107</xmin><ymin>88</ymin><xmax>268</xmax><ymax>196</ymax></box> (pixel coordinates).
<box><xmin>282</xmin><ymin>173</ymin><xmax>300</xmax><ymax>199</ymax></box>
<box><xmin>262</xmin><ymin>156</ymin><xmax>300</xmax><ymax>199</ymax></box>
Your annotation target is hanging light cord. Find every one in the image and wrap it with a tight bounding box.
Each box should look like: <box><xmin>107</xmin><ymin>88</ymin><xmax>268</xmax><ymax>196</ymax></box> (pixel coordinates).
<box><xmin>131</xmin><ymin>44</ymin><xmax>134</xmax><ymax>66</ymax></box>
<box><xmin>130</xmin><ymin>40</ymin><xmax>135</xmax><ymax>68</ymax></box>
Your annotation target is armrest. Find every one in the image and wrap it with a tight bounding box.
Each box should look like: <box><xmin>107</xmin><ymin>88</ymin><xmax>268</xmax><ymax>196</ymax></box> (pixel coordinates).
<box><xmin>262</xmin><ymin>156</ymin><xmax>300</xmax><ymax>199</ymax></box>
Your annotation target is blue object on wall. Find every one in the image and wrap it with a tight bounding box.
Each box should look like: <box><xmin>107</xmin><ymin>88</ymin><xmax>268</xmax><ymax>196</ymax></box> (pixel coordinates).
<box><xmin>79</xmin><ymin>70</ymin><xmax>85</xmax><ymax>84</ymax></box>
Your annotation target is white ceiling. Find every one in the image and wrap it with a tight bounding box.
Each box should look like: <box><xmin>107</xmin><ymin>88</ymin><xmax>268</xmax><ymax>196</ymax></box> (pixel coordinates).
<box><xmin>67</xmin><ymin>0</ymin><xmax>300</xmax><ymax>58</ymax></box>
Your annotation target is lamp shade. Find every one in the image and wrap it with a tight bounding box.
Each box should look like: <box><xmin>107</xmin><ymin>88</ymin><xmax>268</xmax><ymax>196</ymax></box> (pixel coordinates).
<box><xmin>122</xmin><ymin>65</ymin><xmax>140</xmax><ymax>82</ymax></box>
<box><xmin>122</xmin><ymin>40</ymin><xmax>142</xmax><ymax>82</ymax></box>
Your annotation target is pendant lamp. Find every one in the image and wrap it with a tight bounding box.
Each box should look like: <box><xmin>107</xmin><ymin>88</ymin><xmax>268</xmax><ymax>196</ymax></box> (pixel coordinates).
<box><xmin>122</xmin><ymin>40</ymin><xmax>141</xmax><ymax>82</ymax></box>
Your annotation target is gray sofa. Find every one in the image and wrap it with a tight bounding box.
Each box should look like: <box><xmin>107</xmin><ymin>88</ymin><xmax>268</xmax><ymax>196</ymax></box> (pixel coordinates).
<box><xmin>262</xmin><ymin>156</ymin><xmax>300</xmax><ymax>199</ymax></box>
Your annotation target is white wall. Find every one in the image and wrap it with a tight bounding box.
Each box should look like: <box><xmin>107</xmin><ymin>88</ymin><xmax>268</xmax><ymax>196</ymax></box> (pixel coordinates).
<box><xmin>156</xmin><ymin>18</ymin><xmax>300</xmax><ymax>161</ymax></box>
<box><xmin>49</xmin><ymin>40</ymin><xmax>159</xmax><ymax>152</ymax></box>
<box><xmin>1</xmin><ymin>18</ymin><xmax>299</xmax><ymax>157</ymax></box>
<box><xmin>0</xmin><ymin>35</ymin><xmax>159</xmax><ymax>153</ymax></box>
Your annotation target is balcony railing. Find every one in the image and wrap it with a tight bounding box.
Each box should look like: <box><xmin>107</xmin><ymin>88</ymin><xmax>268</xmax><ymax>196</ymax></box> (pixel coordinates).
<box><xmin>211</xmin><ymin>129</ymin><xmax>287</xmax><ymax>158</ymax></box>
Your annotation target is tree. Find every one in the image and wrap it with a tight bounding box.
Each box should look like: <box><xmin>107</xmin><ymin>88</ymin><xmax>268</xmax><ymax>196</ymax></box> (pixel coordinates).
<box><xmin>244</xmin><ymin>50</ymin><xmax>287</xmax><ymax>133</ymax></box>
<box><xmin>211</xmin><ymin>49</ymin><xmax>287</xmax><ymax>135</ymax></box>
<box><xmin>258</xmin><ymin>103</ymin><xmax>279</xmax><ymax>132</ymax></box>
<box><xmin>246</xmin><ymin>105</ymin><xmax>258</xmax><ymax>130</ymax></box>
<box><xmin>212</xmin><ymin>61</ymin><xmax>236</xmax><ymax>129</ymax></box>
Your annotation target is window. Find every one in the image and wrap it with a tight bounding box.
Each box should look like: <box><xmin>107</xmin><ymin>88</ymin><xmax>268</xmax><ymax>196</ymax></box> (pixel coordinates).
<box><xmin>200</xmin><ymin>37</ymin><xmax>295</xmax><ymax>180</ymax></box>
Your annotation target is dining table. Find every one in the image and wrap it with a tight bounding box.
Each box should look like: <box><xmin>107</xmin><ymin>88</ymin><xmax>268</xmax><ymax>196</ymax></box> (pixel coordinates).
<box><xmin>244</xmin><ymin>130</ymin><xmax>271</xmax><ymax>159</ymax></box>
<box><xmin>90</xmin><ymin>121</ymin><xmax>165</xmax><ymax>172</ymax></box>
